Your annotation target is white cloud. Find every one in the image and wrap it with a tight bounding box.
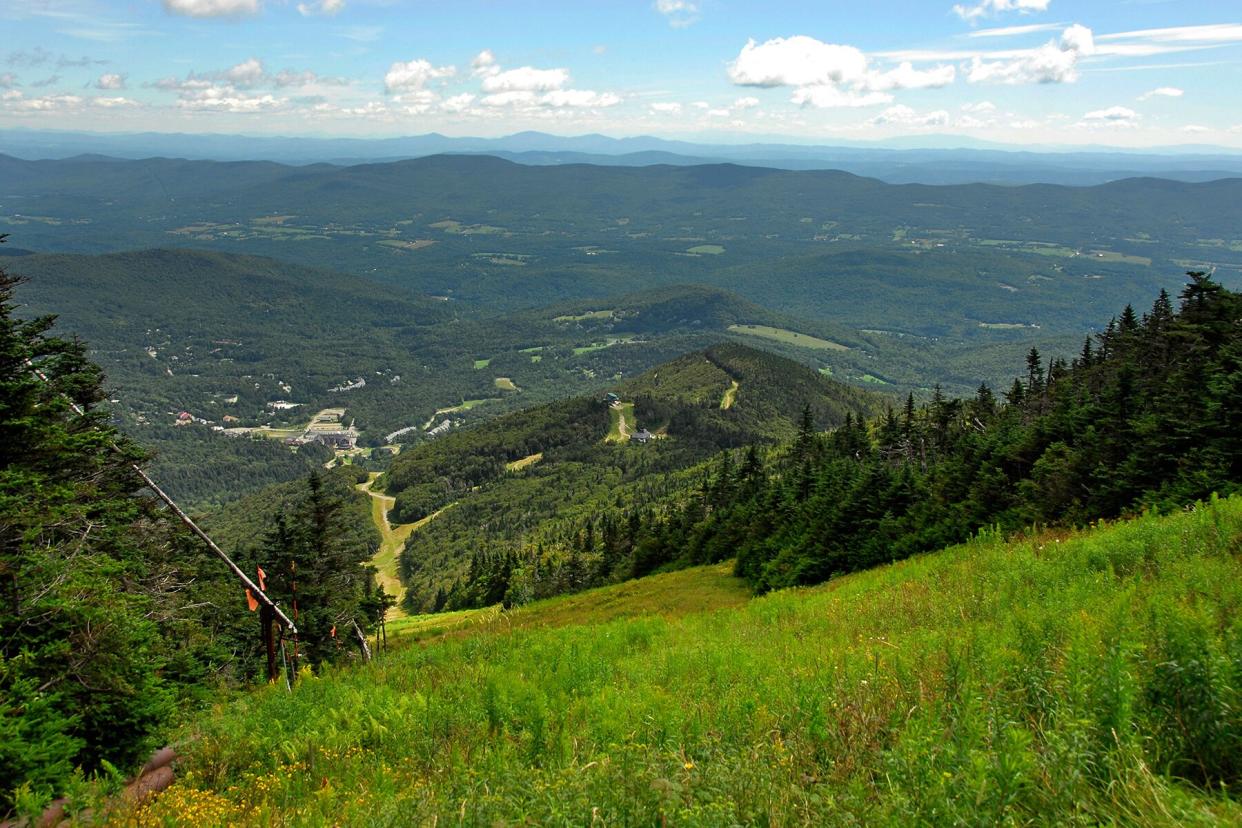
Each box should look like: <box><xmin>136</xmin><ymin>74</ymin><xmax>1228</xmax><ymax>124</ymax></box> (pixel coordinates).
<box><xmin>960</xmin><ymin>100</ymin><xmax>996</xmax><ymax>112</ymax></box>
<box><xmin>691</xmin><ymin>101</ymin><xmax>709</xmax><ymax>109</ymax></box>
<box><xmin>0</xmin><ymin>73</ymin><xmax>16</xmax><ymax>88</ymax></box>
<box><xmin>732</xmin><ymin>96</ymin><xmax>760</xmax><ymax>109</ymax></box>
<box><xmin>384</xmin><ymin>58</ymin><xmax>455</xmax><ymax>93</ymax></box>
<box><xmin>1181</xmin><ymin>124</ymin><xmax>1209</xmax><ymax>134</ymax></box>
<box><xmin>966</xmin><ymin>23</ymin><xmax>1093</xmax><ymax>84</ymax></box>
<box><xmin>225</xmin><ymin>57</ymin><xmax>265</xmax><ymax>87</ymax></box>
<box><xmin>481</xmin><ymin>66</ymin><xmax>569</xmax><ymax>93</ymax></box>
<box><xmin>1078</xmin><ymin>105</ymin><xmax>1139</xmax><ymax>128</ymax></box>
<box><xmin>95</xmin><ymin>72</ymin><xmax>125</xmax><ymax>90</ymax></box>
<box><xmin>92</xmin><ymin>96</ymin><xmax>138</xmax><ymax>108</ymax></box>
<box><xmin>790</xmin><ymin>86</ymin><xmax>892</xmax><ymax>108</ymax></box>
<box><xmin>296</xmin><ymin>0</ymin><xmax>343</xmax><ymax>15</ymax></box>
<box><xmin>481</xmin><ymin>90</ymin><xmax>536</xmax><ymax>108</ymax></box>
<box><xmin>1138</xmin><ymin>86</ymin><xmax>1183</xmax><ymax>100</ymax></box>
<box><xmin>650</xmin><ymin>101</ymin><xmax>682</xmax><ymax>114</ymax></box>
<box><xmin>162</xmin><ymin>0</ymin><xmax>260</xmax><ymax>18</ymax></box>
<box><xmin>471</xmin><ymin>50</ymin><xmax>499</xmax><ymax>78</ymax></box>
<box><xmin>968</xmin><ymin>22</ymin><xmax>1063</xmax><ymax>38</ymax></box>
<box><xmin>441</xmin><ymin>93</ymin><xmax>476</xmax><ymax>113</ymax></box>
<box><xmin>871</xmin><ymin>104</ymin><xmax>951</xmax><ymax>127</ymax></box>
<box><xmin>654</xmin><ymin>0</ymin><xmax>699</xmax><ymax>28</ymax></box>
<box><xmin>2</xmin><ymin>92</ymin><xmax>83</xmax><ymax>112</ymax></box>
<box><xmin>707</xmin><ymin>107</ymin><xmax>730</xmax><ymax>117</ymax></box>
<box><xmin>729</xmin><ymin>35</ymin><xmax>954</xmax><ymax>109</ymax></box>
<box><xmin>953</xmin><ymin>0</ymin><xmax>1050</xmax><ymax>24</ymax></box>
<box><xmin>1097</xmin><ymin>24</ymin><xmax>1242</xmax><ymax>44</ymax></box>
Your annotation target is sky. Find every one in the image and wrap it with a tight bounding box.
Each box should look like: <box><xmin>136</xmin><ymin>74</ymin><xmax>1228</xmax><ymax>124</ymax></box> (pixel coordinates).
<box><xmin>3</xmin><ymin>0</ymin><xmax>1242</xmax><ymax>149</ymax></box>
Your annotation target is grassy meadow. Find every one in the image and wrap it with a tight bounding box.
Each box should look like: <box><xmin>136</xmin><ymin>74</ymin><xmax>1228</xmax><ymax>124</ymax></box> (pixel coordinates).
<box><xmin>119</xmin><ymin>499</ymin><xmax>1242</xmax><ymax>826</ymax></box>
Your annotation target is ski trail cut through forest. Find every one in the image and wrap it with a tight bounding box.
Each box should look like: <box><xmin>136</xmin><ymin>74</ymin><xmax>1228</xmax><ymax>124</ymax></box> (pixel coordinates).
<box><xmin>358</xmin><ymin>473</ymin><xmax>455</xmax><ymax>619</ymax></box>
<box><xmin>721</xmin><ymin>380</ymin><xmax>740</xmax><ymax>410</ymax></box>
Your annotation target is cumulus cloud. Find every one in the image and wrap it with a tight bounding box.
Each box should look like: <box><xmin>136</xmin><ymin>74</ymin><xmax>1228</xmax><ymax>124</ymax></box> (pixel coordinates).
<box><xmin>871</xmin><ymin>104</ymin><xmax>951</xmax><ymax>127</ymax></box>
<box><xmin>162</xmin><ymin>0</ymin><xmax>260</xmax><ymax>18</ymax></box>
<box><xmin>960</xmin><ymin>100</ymin><xmax>996</xmax><ymax>112</ymax></box>
<box><xmin>471</xmin><ymin>50</ymin><xmax>499</xmax><ymax>78</ymax></box>
<box><xmin>481</xmin><ymin>67</ymin><xmax>569</xmax><ymax>93</ymax></box>
<box><xmin>729</xmin><ymin>35</ymin><xmax>954</xmax><ymax>109</ymax></box>
<box><xmin>953</xmin><ymin>0</ymin><xmax>1050</xmax><ymax>24</ymax></box>
<box><xmin>296</xmin><ymin>0</ymin><xmax>343</xmax><ymax>15</ymax></box>
<box><xmin>384</xmin><ymin>58</ymin><xmax>455</xmax><ymax>93</ymax></box>
<box><xmin>966</xmin><ymin>23</ymin><xmax>1093</xmax><ymax>84</ymax></box>
<box><xmin>650</xmin><ymin>101</ymin><xmax>682</xmax><ymax>114</ymax></box>
<box><xmin>441</xmin><ymin>93</ymin><xmax>476</xmax><ymax>113</ymax></box>
<box><xmin>1138</xmin><ymin>86</ymin><xmax>1183</xmax><ymax>100</ymax></box>
<box><xmin>1181</xmin><ymin>124</ymin><xmax>1209</xmax><ymax>134</ymax></box>
<box><xmin>93</xmin><ymin>96</ymin><xmax>138</xmax><ymax>108</ymax></box>
<box><xmin>95</xmin><ymin>72</ymin><xmax>125</xmax><ymax>90</ymax></box>
<box><xmin>1</xmin><ymin>92</ymin><xmax>84</xmax><ymax>112</ymax></box>
<box><xmin>733</xmin><ymin>96</ymin><xmax>760</xmax><ymax>109</ymax></box>
<box><xmin>654</xmin><ymin>0</ymin><xmax>699</xmax><ymax>28</ymax></box>
<box><xmin>1078</xmin><ymin>105</ymin><xmax>1139</xmax><ymax>128</ymax></box>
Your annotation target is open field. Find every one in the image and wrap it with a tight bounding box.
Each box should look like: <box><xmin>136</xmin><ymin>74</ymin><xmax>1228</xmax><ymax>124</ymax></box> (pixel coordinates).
<box><xmin>127</xmin><ymin>498</ymin><xmax>1242</xmax><ymax>826</ymax></box>
<box><xmin>573</xmin><ymin>337</ymin><xmax>634</xmax><ymax>356</ymax></box>
<box><xmin>720</xmin><ymin>379</ymin><xmax>739</xmax><ymax>410</ymax></box>
<box><xmin>435</xmin><ymin>398</ymin><xmax>499</xmax><ymax>416</ymax></box>
<box><xmin>728</xmin><ymin>324</ymin><xmax>849</xmax><ymax>351</ymax></box>
<box><xmin>606</xmin><ymin>401</ymin><xmax>634</xmax><ymax>443</ymax></box>
<box><xmin>494</xmin><ymin>376</ymin><xmax>520</xmax><ymax>391</ymax></box>
<box><xmin>686</xmin><ymin>244</ymin><xmax>726</xmax><ymax>255</ymax></box>
<box><xmin>506</xmin><ymin>452</ymin><xmax>544</xmax><ymax>472</ymax></box>
<box><xmin>473</xmin><ymin>358</ymin><xmax>491</xmax><ymax>370</ymax></box>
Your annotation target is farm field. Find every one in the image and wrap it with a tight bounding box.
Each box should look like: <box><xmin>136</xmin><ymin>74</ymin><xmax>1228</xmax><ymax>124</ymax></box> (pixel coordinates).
<box><xmin>727</xmin><ymin>324</ymin><xmax>849</xmax><ymax>351</ymax></box>
<box><xmin>124</xmin><ymin>497</ymin><xmax>1242</xmax><ymax>826</ymax></box>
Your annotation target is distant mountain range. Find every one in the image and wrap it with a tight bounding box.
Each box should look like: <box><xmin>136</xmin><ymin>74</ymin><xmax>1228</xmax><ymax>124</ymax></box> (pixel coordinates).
<box><xmin>4</xmin><ymin>128</ymin><xmax>1242</xmax><ymax>186</ymax></box>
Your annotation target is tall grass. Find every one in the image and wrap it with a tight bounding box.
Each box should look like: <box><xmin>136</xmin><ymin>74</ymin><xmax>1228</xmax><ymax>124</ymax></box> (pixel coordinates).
<box><xmin>122</xmin><ymin>499</ymin><xmax>1241</xmax><ymax>826</ymax></box>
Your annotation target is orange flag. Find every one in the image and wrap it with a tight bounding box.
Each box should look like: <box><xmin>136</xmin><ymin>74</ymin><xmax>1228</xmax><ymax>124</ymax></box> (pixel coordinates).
<box><xmin>245</xmin><ymin>589</ymin><xmax>259</xmax><ymax>612</ymax></box>
<box><xmin>330</xmin><ymin>625</ymin><xmax>337</xmax><ymax>638</ymax></box>
<box><xmin>257</xmin><ymin>566</ymin><xmax>267</xmax><ymax>591</ymax></box>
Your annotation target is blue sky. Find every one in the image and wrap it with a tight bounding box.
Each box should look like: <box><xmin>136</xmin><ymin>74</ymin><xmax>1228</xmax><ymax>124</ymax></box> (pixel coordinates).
<box><xmin>3</xmin><ymin>0</ymin><xmax>1241</xmax><ymax>148</ymax></box>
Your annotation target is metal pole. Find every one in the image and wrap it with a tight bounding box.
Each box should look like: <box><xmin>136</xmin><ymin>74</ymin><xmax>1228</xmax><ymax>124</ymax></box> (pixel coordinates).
<box><xmin>25</xmin><ymin>359</ymin><xmax>297</xmax><ymax>633</ymax></box>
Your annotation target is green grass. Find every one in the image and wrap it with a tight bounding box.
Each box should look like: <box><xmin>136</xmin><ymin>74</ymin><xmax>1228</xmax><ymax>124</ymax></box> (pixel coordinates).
<box><xmin>125</xmin><ymin>499</ymin><xmax>1242</xmax><ymax>826</ymax></box>
<box><xmin>435</xmin><ymin>398</ymin><xmax>498</xmax><ymax>415</ymax></box>
<box><xmin>728</xmin><ymin>324</ymin><xmax>849</xmax><ymax>351</ymax></box>
<box><xmin>605</xmin><ymin>402</ymin><xmax>634</xmax><ymax>443</ymax></box>
<box><xmin>686</xmin><ymin>244</ymin><xmax>726</xmax><ymax>255</ymax></box>
<box><xmin>473</xmin><ymin>358</ymin><xmax>491</xmax><ymax>370</ymax></box>
<box><xmin>494</xmin><ymin>377</ymin><xmax>519</xmax><ymax>392</ymax></box>
<box><xmin>720</xmin><ymin>379</ymin><xmax>739</xmax><ymax>410</ymax></box>
<box><xmin>573</xmin><ymin>337</ymin><xmax>633</xmax><ymax>356</ymax></box>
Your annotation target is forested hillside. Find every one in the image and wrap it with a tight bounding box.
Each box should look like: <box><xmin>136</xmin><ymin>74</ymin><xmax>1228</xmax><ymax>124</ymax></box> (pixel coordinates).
<box><xmin>566</xmin><ymin>272</ymin><xmax>1242</xmax><ymax>594</ymax></box>
<box><xmin>0</xmin><ymin>253</ymin><xmax>394</xmax><ymax>815</ymax></box>
<box><xmin>379</xmin><ymin>343</ymin><xmax>885</xmax><ymax>611</ymax></box>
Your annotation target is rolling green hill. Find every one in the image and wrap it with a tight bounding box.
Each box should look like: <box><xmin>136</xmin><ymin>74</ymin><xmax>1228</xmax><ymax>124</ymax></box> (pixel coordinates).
<box><xmin>5</xmin><ymin>153</ymin><xmax>1238</xmax><ymax>338</ymax></box>
<box><xmin>117</xmin><ymin>495</ymin><xmax>1242</xmax><ymax>826</ymax></box>
<box><xmin>12</xmin><ymin>246</ymin><xmax>1079</xmax><ymax>506</ymax></box>
<box><xmin>380</xmin><ymin>343</ymin><xmax>886</xmax><ymax>611</ymax></box>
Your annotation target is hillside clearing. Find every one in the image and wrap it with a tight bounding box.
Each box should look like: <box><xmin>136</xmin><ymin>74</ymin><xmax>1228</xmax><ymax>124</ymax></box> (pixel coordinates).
<box><xmin>728</xmin><ymin>323</ymin><xmax>849</xmax><ymax>351</ymax></box>
<box><xmin>494</xmin><ymin>376</ymin><xmax>519</xmax><ymax>391</ymax></box>
<box><xmin>720</xmin><ymin>379</ymin><xmax>739</xmax><ymax>410</ymax></box>
<box><xmin>505</xmin><ymin>452</ymin><xmax>543</xmax><ymax>472</ymax></box>
<box><xmin>605</xmin><ymin>401</ymin><xmax>634</xmax><ymax>443</ymax></box>
<box><xmin>357</xmin><ymin>474</ymin><xmax>454</xmax><ymax>618</ymax></box>
<box><xmin>129</xmin><ymin>498</ymin><xmax>1242</xmax><ymax>826</ymax></box>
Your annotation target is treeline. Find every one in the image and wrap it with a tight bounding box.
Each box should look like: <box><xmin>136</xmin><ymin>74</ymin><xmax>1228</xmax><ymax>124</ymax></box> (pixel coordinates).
<box><xmin>404</xmin><ymin>347</ymin><xmax>881</xmax><ymax>611</ymax></box>
<box><xmin>443</xmin><ymin>273</ymin><xmax>1240</xmax><ymax>605</ymax></box>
